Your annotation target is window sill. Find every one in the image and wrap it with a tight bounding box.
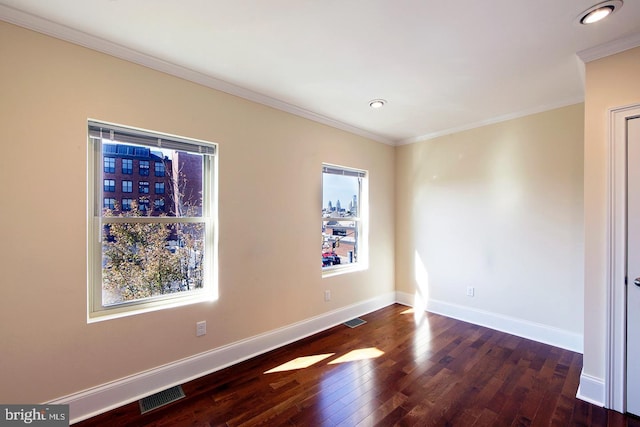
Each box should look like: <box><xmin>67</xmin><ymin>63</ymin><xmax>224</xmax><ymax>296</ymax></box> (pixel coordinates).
<box><xmin>322</xmin><ymin>263</ymin><xmax>367</xmax><ymax>278</ymax></box>
<box><xmin>87</xmin><ymin>290</ymin><xmax>216</xmax><ymax>323</ymax></box>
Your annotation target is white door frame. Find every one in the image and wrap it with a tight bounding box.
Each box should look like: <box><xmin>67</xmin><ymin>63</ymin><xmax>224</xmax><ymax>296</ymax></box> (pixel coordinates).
<box><xmin>606</xmin><ymin>103</ymin><xmax>640</xmax><ymax>412</ymax></box>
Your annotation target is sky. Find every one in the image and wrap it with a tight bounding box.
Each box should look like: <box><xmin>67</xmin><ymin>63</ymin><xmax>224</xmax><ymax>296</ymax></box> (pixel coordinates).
<box><xmin>323</xmin><ymin>174</ymin><xmax>359</xmax><ymax>210</ymax></box>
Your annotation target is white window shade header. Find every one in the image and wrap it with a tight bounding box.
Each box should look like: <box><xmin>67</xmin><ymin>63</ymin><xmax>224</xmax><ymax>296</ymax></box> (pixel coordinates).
<box><xmin>322</xmin><ymin>165</ymin><xmax>366</xmax><ymax>178</ymax></box>
<box><xmin>88</xmin><ymin>121</ymin><xmax>216</xmax><ymax>155</ymax></box>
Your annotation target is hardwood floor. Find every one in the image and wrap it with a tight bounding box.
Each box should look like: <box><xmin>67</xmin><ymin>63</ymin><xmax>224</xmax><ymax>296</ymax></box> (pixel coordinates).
<box><xmin>75</xmin><ymin>304</ymin><xmax>640</xmax><ymax>426</ymax></box>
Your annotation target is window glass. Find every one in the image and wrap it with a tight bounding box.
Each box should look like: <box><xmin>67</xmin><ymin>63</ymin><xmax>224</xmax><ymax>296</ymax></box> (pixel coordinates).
<box><xmin>122</xmin><ymin>198</ymin><xmax>132</xmax><ymax>211</ymax></box>
<box><xmin>139</xmin><ymin>160</ymin><xmax>149</xmax><ymax>176</ymax></box>
<box><xmin>122</xmin><ymin>158</ymin><xmax>133</xmax><ymax>174</ymax></box>
<box><xmin>154</xmin><ymin>198</ymin><xmax>165</xmax><ymax>212</ymax></box>
<box><xmin>155</xmin><ymin>161</ymin><xmax>165</xmax><ymax>177</ymax></box>
<box><xmin>89</xmin><ymin>121</ymin><xmax>216</xmax><ymax>320</ymax></box>
<box><xmin>104</xmin><ymin>157</ymin><xmax>115</xmax><ymax>173</ymax></box>
<box><xmin>138</xmin><ymin>197</ymin><xmax>149</xmax><ymax>212</ymax></box>
<box><xmin>321</xmin><ymin>165</ymin><xmax>366</xmax><ymax>272</ymax></box>
<box><xmin>103</xmin><ymin>198</ymin><xmax>116</xmax><ymax>210</ymax></box>
<box><xmin>103</xmin><ymin>179</ymin><xmax>115</xmax><ymax>192</ymax></box>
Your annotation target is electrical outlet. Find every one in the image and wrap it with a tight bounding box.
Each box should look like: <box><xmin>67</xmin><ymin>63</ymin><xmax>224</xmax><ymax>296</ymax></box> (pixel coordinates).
<box><xmin>196</xmin><ymin>321</ymin><xmax>206</xmax><ymax>336</ymax></box>
<box><xmin>324</xmin><ymin>290</ymin><xmax>331</xmax><ymax>301</ymax></box>
<box><xmin>466</xmin><ymin>287</ymin><xmax>475</xmax><ymax>297</ymax></box>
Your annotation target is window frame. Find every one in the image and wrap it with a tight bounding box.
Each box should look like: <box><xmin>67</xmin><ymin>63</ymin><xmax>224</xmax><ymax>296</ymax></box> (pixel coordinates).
<box><xmin>155</xmin><ymin>182</ymin><xmax>165</xmax><ymax>194</ymax></box>
<box><xmin>139</xmin><ymin>160</ymin><xmax>150</xmax><ymax>176</ymax></box>
<box><xmin>122</xmin><ymin>198</ymin><xmax>133</xmax><ymax>211</ymax></box>
<box><xmin>155</xmin><ymin>161</ymin><xmax>165</xmax><ymax>177</ymax></box>
<box><xmin>154</xmin><ymin>198</ymin><xmax>165</xmax><ymax>212</ymax></box>
<box><xmin>103</xmin><ymin>179</ymin><xmax>115</xmax><ymax>192</ymax></box>
<box><xmin>321</xmin><ymin>163</ymin><xmax>368</xmax><ymax>277</ymax></box>
<box><xmin>103</xmin><ymin>197</ymin><xmax>116</xmax><ymax>210</ymax></box>
<box><xmin>121</xmin><ymin>158</ymin><xmax>133</xmax><ymax>174</ymax></box>
<box><xmin>104</xmin><ymin>157</ymin><xmax>115</xmax><ymax>173</ymax></box>
<box><xmin>87</xmin><ymin>120</ymin><xmax>218</xmax><ymax>322</ymax></box>
<box><xmin>121</xmin><ymin>180</ymin><xmax>133</xmax><ymax>193</ymax></box>
<box><xmin>139</xmin><ymin>181</ymin><xmax>149</xmax><ymax>194</ymax></box>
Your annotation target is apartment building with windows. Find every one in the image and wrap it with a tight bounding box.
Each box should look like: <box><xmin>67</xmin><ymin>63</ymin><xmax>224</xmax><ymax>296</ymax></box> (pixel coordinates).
<box><xmin>99</xmin><ymin>143</ymin><xmax>204</xmax><ymax>217</ymax></box>
<box><xmin>102</xmin><ymin>143</ymin><xmax>174</xmax><ymax>215</ymax></box>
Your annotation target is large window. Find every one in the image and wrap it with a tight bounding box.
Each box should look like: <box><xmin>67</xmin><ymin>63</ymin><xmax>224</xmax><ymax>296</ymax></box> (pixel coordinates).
<box><xmin>322</xmin><ymin>164</ymin><xmax>367</xmax><ymax>274</ymax></box>
<box><xmin>88</xmin><ymin>120</ymin><xmax>217</xmax><ymax>320</ymax></box>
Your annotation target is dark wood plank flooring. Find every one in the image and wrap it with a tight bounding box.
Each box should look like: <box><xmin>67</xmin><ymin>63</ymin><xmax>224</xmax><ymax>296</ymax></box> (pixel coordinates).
<box><xmin>75</xmin><ymin>304</ymin><xmax>640</xmax><ymax>426</ymax></box>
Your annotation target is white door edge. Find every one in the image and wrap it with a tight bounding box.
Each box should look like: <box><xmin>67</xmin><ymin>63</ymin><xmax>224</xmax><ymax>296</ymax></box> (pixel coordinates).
<box><xmin>605</xmin><ymin>103</ymin><xmax>640</xmax><ymax>413</ymax></box>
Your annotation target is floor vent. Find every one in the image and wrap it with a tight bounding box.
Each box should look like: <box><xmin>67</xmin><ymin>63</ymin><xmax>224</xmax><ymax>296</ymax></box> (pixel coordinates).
<box><xmin>343</xmin><ymin>317</ymin><xmax>367</xmax><ymax>328</ymax></box>
<box><xmin>139</xmin><ymin>385</ymin><xmax>186</xmax><ymax>414</ymax></box>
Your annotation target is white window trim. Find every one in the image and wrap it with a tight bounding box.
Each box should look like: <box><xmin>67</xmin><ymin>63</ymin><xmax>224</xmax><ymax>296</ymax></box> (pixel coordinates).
<box><xmin>321</xmin><ymin>163</ymin><xmax>369</xmax><ymax>278</ymax></box>
<box><xmin>87</xmin><ymin>120</ymin><xmax>218</xmax><ymax>322</ymax></box>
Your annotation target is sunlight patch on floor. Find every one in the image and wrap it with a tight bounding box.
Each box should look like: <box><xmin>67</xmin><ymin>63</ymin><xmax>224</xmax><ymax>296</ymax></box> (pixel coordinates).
<box><xmin>264</xmin><ymin>353</ymin><xmax>335</xmax><ymax>374</ymax></box>
<box><xmin>328</xmin><ymin>347</ymin><xmax>384</xmax><ymax>364</ymax></box>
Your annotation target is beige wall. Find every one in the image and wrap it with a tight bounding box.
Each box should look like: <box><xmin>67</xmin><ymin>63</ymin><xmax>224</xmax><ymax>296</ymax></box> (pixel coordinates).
<box><xmin>0</xmin><ymin>22</ymin><xmax>395</xmax><ymax>403</ymax></box>
<box><xmin>395</xmin><ymin>105</ymin><xmax>584</xmax><ymax>335</ymax></box>
<box><xmin>583</xmin><ymin>46</ymin><xmax>640</xmax><ymax>381</ymax></box>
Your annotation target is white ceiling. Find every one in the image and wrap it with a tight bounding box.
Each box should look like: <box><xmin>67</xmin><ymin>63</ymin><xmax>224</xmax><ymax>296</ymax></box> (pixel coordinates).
<box><xmin>1</xmin><ymin>1</ymin><xmax>640</xmax><ymax>145</ymax></box>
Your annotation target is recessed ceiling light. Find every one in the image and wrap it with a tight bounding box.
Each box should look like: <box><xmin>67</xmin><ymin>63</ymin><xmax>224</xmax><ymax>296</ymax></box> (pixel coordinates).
<box><xmin>369</xmin><ymin>99</ymin><xmax>386</xmax><ymax>109</ymax></box>
<box><xmin>578</xmin><ymin>0</ymin><xmax>622</xmax><ymax>25</ymax></box>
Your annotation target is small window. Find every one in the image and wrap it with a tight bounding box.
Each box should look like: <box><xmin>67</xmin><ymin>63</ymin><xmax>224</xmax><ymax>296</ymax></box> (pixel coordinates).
<box><xmin>117</xmin><ymin>145</ymin><xmax>134</xmax><ymax>156</ymax></box>
<box><xmin>103</xmin><ymin>198</ymin><xmax>116</xmax><ymax>210</ymax></box>
<box><xmin>322</xmin><ymin>164</ymin><xmax>367</xmax><ymax>275</ymax></box>
<box><xmin>134</xmin><ymin>147</ymin><xmax>149</xmax><ymax>157</ymax></box>
<box><xmin>104</xmin><ymin>157</ymin><xmax>115</xmax><ymax>173</ymax></box>
<box><xmin>155</xmin><ymin>182</ymin><xmax>165</xmax><ymax>194</ymax></box>
<box><xmin>103</xmin><ymin>179</ymin><xmax>115</xmax><ymax>192</ymax></box>
<box><xmin>138</xmin><ymin>197</ymin><xmax>149</xmax><ymax>211</ymax></box>
<box><xmin>88</xmin><ymin>120</ymin><xmax>217</xmax><ymax>321</ymax></box>
<box><xmin>155</xmin><ymin>161</ymin><xmax>165</xmax><ymax>177</ymax></box>
<box><xmin>139</xmin><ymin>160</ymin><xmax>150</xmax><ymax>176</ymax></box>
<box><xmin>154</xmin><ymin>198</ymin><xmax>165</xmax><ymax>212</ymax></box>
<box><xmin>122</xmin><ymin>198</ymin><xmax>133</xmax><ymax>211</ymax></box>
<box><xmin>122</xmin><ymin>158</ymin><xmax>133</xmax><ymax>174</ymax></box>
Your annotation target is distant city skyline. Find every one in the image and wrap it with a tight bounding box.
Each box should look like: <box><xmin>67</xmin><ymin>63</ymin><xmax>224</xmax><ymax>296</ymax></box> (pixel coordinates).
<box><xmin>322</xmin><ymin>174</ymin><xmax>359</xmax><ymax>211</ymax></box>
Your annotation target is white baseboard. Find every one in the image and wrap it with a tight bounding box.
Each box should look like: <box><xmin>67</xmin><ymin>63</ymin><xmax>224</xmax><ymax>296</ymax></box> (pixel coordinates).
<box><xmin>395</xmin><ymin>291</ymin><xmax>583</xmax><ymax>353</ymax></box>
<box><xmin>576</xmin><ymin>370</ymin><xmax>606</xmax><ymax>407</ymax></box>
<box><xmin>50</xmin><ymin>292</ymin><xmax>396</xmax><ymax>424</ymax></box>
<box><xmin>400</xmin><ymin>291</ymin><xmax>604</xmax><ymax>407</ymax></box>
<box><xmin>394</xmin><ymin>290</ymin><xmax>417</xmax><ymax>307</ymax></box>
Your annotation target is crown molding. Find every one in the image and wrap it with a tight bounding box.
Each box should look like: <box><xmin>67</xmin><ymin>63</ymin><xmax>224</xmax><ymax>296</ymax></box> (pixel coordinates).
<box><xmin>577</xmin><ymin>31</ymin><xmax>640</xmax><ymax>63</ymax></box>
<box><xmin>0</xmin><ymin>4</ymin><xmax>393</xmax><ymax>146</ymax></box>
<box><xmin>396</xmin><ymin>97</ymin><xmax>585</xmax><ymax>146</ymax></box>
